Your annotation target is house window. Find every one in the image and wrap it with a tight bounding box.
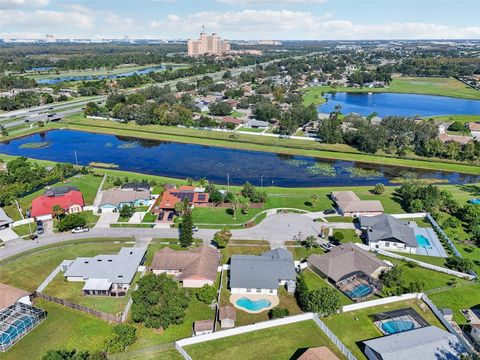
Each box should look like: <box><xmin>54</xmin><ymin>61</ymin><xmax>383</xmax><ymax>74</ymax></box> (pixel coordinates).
<box><xmin>269</xmin><ymin>289</ymin><xmax>274</xmax><ymax>294</ymax></box>
<box><xmin>385</xmin><ymin>242</ymin><xmax>390</xmax><ymax>247</ymax></box>
<box><xmin>246</xmin><ymin>288</ymin><xmax>251</xmax><ymax>293</ymax></box>
<box><xmin>256</xmin><ymin>288</ymin><xmax>261</xmax><ymax>293</ymax></box>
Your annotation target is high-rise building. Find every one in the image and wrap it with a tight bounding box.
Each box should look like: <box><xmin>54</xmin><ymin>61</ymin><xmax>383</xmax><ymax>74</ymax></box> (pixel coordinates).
<box><xmin>187</xmin><ymin>32</ymin><xmax>230</xmax><ymax>56</ymax></box>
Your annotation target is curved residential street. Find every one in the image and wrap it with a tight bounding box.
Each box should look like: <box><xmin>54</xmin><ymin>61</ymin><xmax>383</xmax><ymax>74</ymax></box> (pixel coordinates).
<box><xmin>0</xmin><ymin>213</ymin><xmax>356</xmax><ymax>262</ymax></box>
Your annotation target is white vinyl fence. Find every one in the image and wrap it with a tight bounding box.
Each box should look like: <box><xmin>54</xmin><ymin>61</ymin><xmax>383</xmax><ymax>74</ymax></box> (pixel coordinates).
<box><xmin>36</xmin><ymin>264</ymin><xmax>63</xmax><ymax>292</ymax></box>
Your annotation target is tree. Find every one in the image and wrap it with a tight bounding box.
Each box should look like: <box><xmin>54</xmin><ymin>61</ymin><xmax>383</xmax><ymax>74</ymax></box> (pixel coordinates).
<box><xmin>372</xmin><ymin>183</ymin><xmax>385</xmax><ymax>195</ymax></box>
<box><xmin>310</xmin><ymin>194</ymin><xmax>319</xmax><ymax>206</ymax></box>
<box><xmin>131</xmin><ymin>273</ymin><xmax>189</xmax><ymax>329</ymax></box>
<box><xmin>379</xmin><ymin>266</ymin><xmax>405</xmax><ymax>295</ymax></box>
<box><xmin>119</xmin><ymin>205</ymin><xmax>135</xmax><ymax>220</ymax></box>
<box><xmin>213</xmin><ymin>228</ymin><xmax>232</xmax><ymax>248</ymax></box>
<box><xmin>179</xmin><ymin>201</ymin><xmax>193</xmax><ymax>248</ymax></box>
<box><xmin>104</xmin><ymin>325</ymin><xmax>136</xmax><ymax>354</ymax></box>
<box><xmin>209</xmin><ymin>189</ymin><xmax>223</xmax><ymax>204</ymax></box>
<box><xmin>51</xmin><ymin>204</ymin><xmax>65</xmax><ymax>219</ymax></box>
<box><xmin>332</xmin><ymin>231</ymin><xmax>344</xmax><ymax>243</ymax></box>
<box><xmin>209</xmin><ymin>101</ymin><xmax>232</xmax><ymax>116</ymax></box>
<box><xmin>305</xmin><ymin>287</ymin><xmax>342</xmax><ymax>316</ymax></box>
<box><xmin>303</xmin><ymin>235</ymin><xmax>317</xmax><ymax>249</ymax></box>
<box><xmin>268</xmin><ymin>307</ymin><xmax>289</xmax><ymax>319</ymax></box>
<box><xmin>57</xmin><ymin>213</ymin><xmax>87</xmax><ymax>232</ymax></box>
<box><xmin>84</xmin><ymin>102</ymin><xmax>101</xmax><ymax>116</ymax></box>
<box><xmin>445</xmin><ymin>257</ymin><xmax>474</xmax><ymax>273</ymax></box>
<box><xmin>241</xmin><ymin>182</ymin><xmax>266</xmax><ymax>203</ymax></box>
<box><xmin>196</xmin><ymin>284</ymin><xmax>217</xmax><ymax>304</ymax></box>
<box><xmin>318</xmin><ymin>114</ymin><xmax>343</xmax><ymax>144</ymax></box>
<box><xmin>42</xmin><ymin>349</ymin><xmax>106</xmax><ymax>360</ymax></box>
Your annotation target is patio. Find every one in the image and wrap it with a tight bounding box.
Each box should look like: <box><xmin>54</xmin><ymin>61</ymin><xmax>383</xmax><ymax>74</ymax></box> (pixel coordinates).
<box><xmin>409</xmin><ymin>222</ymin><xmax>448</xmax><ymax>257</ymax></box>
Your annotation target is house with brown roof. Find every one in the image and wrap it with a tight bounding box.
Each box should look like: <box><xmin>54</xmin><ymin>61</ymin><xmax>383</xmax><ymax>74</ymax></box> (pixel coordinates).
<box><xmin>219</xmin><ymin>305</ymin><xmax>236</xmax><ymax>328</ymax></box>
<box><xmin>153</xmin><ymin>186</ymin><xmax>209</xmax><ymax>222</ymax></box>
<box><xmin>438</xmin><ymin>133</ymin><xmax>473</xmax><ymax>145</ymax></box>
<box><xmin>468</xmin><ymin>122</ymin><xmax>480</xmax><ymax>139</ymax></box>
<box><xmin>331</xmin><ymin>191</ymin><xmax>384</xmax><ymax>217</ymax></box>
<box><xmin>151</xmin><ymin>245</ymin><xmax>220</xmax><ymax>288</ymax></box>
<box><xmin>307</xmin><ymin>243</ymin><xmax>389</xmax><ymax>285</ymax></box>
<box><xmin>298</xmin><ymin>346</ymin><xmax>340</xmax><ymax>360</ymax></box>
<box><xmin>221</xmin><ymin>116</ymin><xmax>243</xmax><ymax>126</ymax></box>
<box><xmin>0</xmin><ymin>283</ymin><xmax>32</xmax><ymax>310</ymax></box>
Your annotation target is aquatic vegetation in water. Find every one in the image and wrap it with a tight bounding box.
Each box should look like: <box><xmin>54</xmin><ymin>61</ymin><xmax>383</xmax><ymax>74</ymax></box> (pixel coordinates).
<box><xmin>306</xmin><ymin>163</ymin><xmax>336</xmax><ymax>177</ymax></box>
<box><xmin>391</xmin><ymin>177</ymin><xmax>448</xmax><ymax>185</ymax></box>
<box><xmin>117</xmin><ymin>142</ymin><xmax>137</xmax><ymax>149</ymax></box>
<box><xmin>104</xmin><ymin>142</ymin><xmax>113</xmax><ymax>148</ymax></box>
<box><xmin>345</xmin><ymin>168</ymin><xmax>382</xmax><ymax>178</ymax></box>
<box><xmin>89</xmin><ymin>162</ymin><xmax>119</xmax><ymax>169</ymax></box>
<box><xmin>19</xmin><ymin>142</ymin><xmax>51</xmax><ymax>149</ymax></box>
<box><xmin>285</xmin><ymin>159</ymin><xmax>309</xmax><ymax>167</ymax></box>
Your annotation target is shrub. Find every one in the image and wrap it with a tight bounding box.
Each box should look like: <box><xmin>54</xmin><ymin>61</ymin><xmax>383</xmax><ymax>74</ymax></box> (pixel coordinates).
<box><xmin>57</xmin><ymin>213</ymin><xmax>86</xmax><ymax>232</ymax></box>
<box><xmin>332</xmin><ymin>231</ymin><xmax>344</xmax><ymax>243</ymax></box>
<box><xmin>213</xmin><ymin>229</ymin><xmax>232</xmax><ymax>248</ymax></box>
<box><xmin>268</xmin><ymin>307</ymin><xmax>290</xmax><ymax>319</ymax></box>
<box><xmin>119</xmin><ymin>204</ymin><xmax>135</xmax><ymax>220</ymax></box>
<box><xmin>372</xmin><ymin>183</ymin><xmax>385</xmax><ymax>194</ymax></box>
<box><xmin>104</xmin><ymin>325</ymin><xmax>136</xmax><ymax>354</ymax></box>
<box><xmin>196</xmin><ymin>284</ymin><xmax>217</xmax><ymax>304</ymax></box>
<box><xmin>445</xmin><ymin>256</ymin><xmax>474</xmax><ymax>273</ymax></box>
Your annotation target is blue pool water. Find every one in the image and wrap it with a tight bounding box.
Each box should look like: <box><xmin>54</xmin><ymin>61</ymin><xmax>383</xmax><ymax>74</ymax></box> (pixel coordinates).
<box><xmin>416</xmin><ymin>234</ymin><xmax>431</xmax><ymax>247</ymax></box>
<box><xmin>319</xmin><ymin>92</ymin><xmax>480</xmax><ymax>117</ymax></box>
<box><xmin>469</xmin><ymin>199</ymin><xmax>480</xmax><ymax>204</ymax></box>
<box><xmin>0</xmin><ymin>316</ymin><xmax>35</xmax><ymax>345</ymax></box>
<box><xmin>381</xmin><ymin>320</ymin><xmax>415</xmax><ymax>334</ymax></box>
<box><xmin>345</xmin><ymin>284</ymin><xmax>373</xmax><ymax>299</ymax></box>
<box><xmin>236</xmin><ymin>297</ymin><xmax>271</xmax><ymax>312</ymax></box>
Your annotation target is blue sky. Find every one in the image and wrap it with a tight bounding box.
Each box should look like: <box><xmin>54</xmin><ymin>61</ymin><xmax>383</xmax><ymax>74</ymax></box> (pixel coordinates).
<box><xmin>1</xmin><ymin>0</ymin><xmax>479</xmax><ymax>40</ymax></box>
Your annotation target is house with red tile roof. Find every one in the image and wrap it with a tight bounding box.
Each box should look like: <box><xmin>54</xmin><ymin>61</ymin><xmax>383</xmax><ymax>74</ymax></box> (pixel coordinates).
<box><xmin>155</xmin><ymin>186</ymin><xmax>209</xmax><ymax>212</ymax></box>
<box><xmin>31</xmin><ymin>190</ymin><xmax>85</xmax><ymax>220</ymax></box>
<box><xmin>221</xmin><ymin>116</ymin><xmax>243</xmax><ymax>125</ymax></box>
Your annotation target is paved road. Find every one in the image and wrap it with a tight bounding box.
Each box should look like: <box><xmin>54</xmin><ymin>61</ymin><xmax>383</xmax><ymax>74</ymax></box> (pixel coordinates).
<box><xmin>0</xmin><ymin>213</ymin><xmax>323</xmax><ymax>261</ymax></box>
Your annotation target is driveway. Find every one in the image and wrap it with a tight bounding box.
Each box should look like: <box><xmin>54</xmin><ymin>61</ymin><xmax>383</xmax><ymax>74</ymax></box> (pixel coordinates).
<box><xmin>94</xmin><ymin>212</ymin><xmax>120</xmax><ymax>229</ymax></box>
<box><xmin>230</xmin><ymin>213</ymin><xmax>324</xmax><ymax>248</ymax></box>
<box><xmin>0</xmin><ymin>228</ymin><xmax>19</xmax><ymax>242</ymax></box>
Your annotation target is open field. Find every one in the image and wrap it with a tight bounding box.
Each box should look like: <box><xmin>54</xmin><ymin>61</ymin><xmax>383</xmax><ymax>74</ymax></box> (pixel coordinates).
<box><xmin>428</xmin><ymin>285</ymin><xmax>480</xmax><ymax>325</ymax></box>
<box><xmin>303</xmin><ymin>76</ymin><xmax>480</xmax><ymax>106</ymax></box>
<box><xmin>322</xmin><ymin>299</ymin><xmax>445</xmax><ymax>360</ymax></box>
<box><xmin>0</xmin><ymin>239</ymin><xmax>132</xmax><ymax>292</ymax></box>
<box><xmin>185</xmin><ymin>320</ymin><xmax>345</xmax><ymax>360</ymax></box>
<box><xmin>1</xmin><ymin>299</ymin><xmax>114</xmax><ymax>360</ymax></box>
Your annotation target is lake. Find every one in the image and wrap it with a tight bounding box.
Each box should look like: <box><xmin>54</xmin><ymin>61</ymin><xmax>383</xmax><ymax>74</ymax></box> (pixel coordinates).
<box><xmin>36</xmin><ymin>66</ymin><xmax>178</xmax><ymax>85</ymax></box>
<box><xmin>318</xmin><ymin>92</ymin><xmax>480</xmax><ymax>117</ymax></box>
<box><xmin>1</xmin><ymin>130</ymin><xmax>478</xmax><ymax>187</ymax></box>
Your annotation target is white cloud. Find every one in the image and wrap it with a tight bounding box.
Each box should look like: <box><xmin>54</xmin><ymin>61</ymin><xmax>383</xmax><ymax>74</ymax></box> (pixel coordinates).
<box><xmin>218</xmin><ymin>0</ymin><xmax>325</xmax><ymax>3</ymax></box>
<box><xmin>0</xmin><ymin>10</ymin><xmax>94</xmax><ymax>30</ymax></box>
<box><xmin>0</xmin><ymin>0</ymin><xmax>49</xmax><ymax>8</ymax></box>
<box><xmin>150</xmin><ymin>9</ymin><xmax>480</xmax><ymax>40</ymax></box>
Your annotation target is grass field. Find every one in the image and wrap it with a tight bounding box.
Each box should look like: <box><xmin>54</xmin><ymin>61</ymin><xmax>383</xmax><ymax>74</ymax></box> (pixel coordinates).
<box><xmin>185</xmin><ymin>320</ymin><xmax>344</xmax><ymax>360</ymax></box>
<box><xmin>429</xmin><ymin>114</ymin><xmax>480</xmax><ymax>123</ymax></box>
<box><xmin>322</xmin><ymin>299</ymin><xmax>445</xmax><ymax>360</ymax></box>
<box><xmin>303</xmin><ymin>76</ymin><xmax>480</xmax><ymax>106</ymax></box>
<box><xmin>1</xmin><ymin>299</ymin><xmax>114</xmax><ymax>360</ymax></box>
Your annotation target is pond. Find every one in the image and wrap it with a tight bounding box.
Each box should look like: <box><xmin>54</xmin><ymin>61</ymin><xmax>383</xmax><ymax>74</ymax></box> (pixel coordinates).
<box><xmin>1</xmin><ymin>130</ymin><xmax>479</xmax><ymax>188</ymax></box>
<box><xmin>318</xmin><ymin>92</ymin><xmax>480</xmax><ymax>118</ymax></box>
<box><xmin>35</xmin><ymin>65</ymin><xmax>180</xmax><ymax>85</ymax></box>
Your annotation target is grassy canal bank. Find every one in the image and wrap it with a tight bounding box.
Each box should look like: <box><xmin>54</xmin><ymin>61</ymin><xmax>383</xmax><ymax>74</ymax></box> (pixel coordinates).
<box><xmin>4</xmin><ymin>114</ymin><xmax>477</xmax><ymax>175</ymax></box>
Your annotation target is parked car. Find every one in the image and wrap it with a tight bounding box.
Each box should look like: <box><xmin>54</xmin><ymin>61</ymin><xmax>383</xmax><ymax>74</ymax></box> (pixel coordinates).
<box><xmin>71</xmin><ymin>227</ymin><xmax>89</xmax><ymax>234</ymax></box>
<box><xmin>323</xmin><ymin>209</ymin><xmax>336</xmax><ymax>215</ymax></box>
<box><xmin>192</xmin><ymin>226</ymin><xmax>199</xmax><ymax>232</ymax></box>
<box><xmin>167</xmin><ymin>212</ymin><xmax>174</xmax><ymax>221</ymax></box>
<box><xmin>36</xmin><ymin>220</ymin><xmax>44</xmax><ymax>234</ymax></box>
<box><xmin>158</xmin><ymin>211</ymin><xmax>165</xmax><ymax>221</ymax></box>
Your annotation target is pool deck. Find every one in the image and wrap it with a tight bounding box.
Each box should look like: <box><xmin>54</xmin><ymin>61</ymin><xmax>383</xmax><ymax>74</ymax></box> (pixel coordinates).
<box><xmin>229</xmin><ymin>294</ymin><xmax>279</xmax><ymax>314</ymax></box>
<box><xmin>409</xmin><ymin>223</ymin><xmax>448</xmax><ymax>258</ymax></box>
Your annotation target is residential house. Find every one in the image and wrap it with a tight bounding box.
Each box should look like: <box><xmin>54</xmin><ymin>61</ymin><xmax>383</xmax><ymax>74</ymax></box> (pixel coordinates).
<box><xmin>150</xmin><ymin>245</ymin><xmax>219</xmax><ymax>288</ymax></box>
<box><xmin>219</xmin><ymin>306</ymin><xmax>236</xmax><ymax>329</ymax></box>
<box><xmin>331</xmin><ymin>191</ymin><xmax>384</xmax><ymax>217</ymax></box>
<box><xmin>298</xmin><ymin>347</ymin><xmax>340</xmax><ymax>360</ymax></box>
<box><xmin>43</xmin><ymin>185</ymin><xmax>79</xmax><ymax>197</ymax></box>
<box><xmin>362</xmin><ymin>326</ymin><xmax>466</xmax><ymax>360</ymax></box>
<box><xmin>31</xmin><ymin>190</ymin><xmax>85</xmax><ymax>220</ymax></box>
<box><xmin>359</xmin><ymin>214</ymin><xmax>418</xmax><ymax>253</ymax></box>
<box><xmin>0</xmin><ymin>208</ymin><xmax>13</xmax><ymax>230</ymax></box>
<box><xmin>230</xmin><ymin>248</ymin><xmax>296</xmax><ymax>296</ymax></box>
<box><xmin>307</xmin><ymin>243</ymin><xmax>389</xmax><ymax>285</ymax></box>
<box><xmin>63</xmin><ymin>247</ymin><xmax>146</xmax><ymax>296</ymax></box>
<box><xmin>438</xmin><ymin>133</ymin><xmax>472</xmax><ymax>145</ymax></box>
<box><xmin>99</xmin><ymin>189</ymin><xmax>150</xmax><ymax>212</ymax></box>
<box><xmin>155</xmin><ymin>186</ymin><xmax>209</xmax><ymax>218</ymax></box>
<box><xmin>470</xmin><ymin>324</ymin><xmax>480</xmax><ymax>345</ymax></box>
<box><xmin>120</xmin><ymin>182</ymin><xmax>150</xmax><ymax>192</ymax></box>
<box><xmin>222</xmin><ymin>116</ymin><xmax>243</xmax><ymax>126</ymax></box>
<box><xmin>0</xmin><ymin>283</ymin><xmax>32</xmax><ymax>310</ymax></box>
<box><xmin>468</xmin><ymin>122</ymin><xmax>480</xmax><ymax>140</ymax></box>
<box><xmin>193</xmin><ymin>320</ymin><xmax>214</xmax><ymax>336</ymax></box>
<box><xmin>244</xmin><ymin>118</ymin><xmax>269</xmax><ymax>129</ymax></box>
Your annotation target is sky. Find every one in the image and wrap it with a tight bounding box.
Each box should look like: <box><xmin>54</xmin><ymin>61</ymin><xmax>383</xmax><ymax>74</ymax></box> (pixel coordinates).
<box><xmin>1</xmin><ymin>0</ymin><xmax>480</xmax><ymax>40</ymax></box>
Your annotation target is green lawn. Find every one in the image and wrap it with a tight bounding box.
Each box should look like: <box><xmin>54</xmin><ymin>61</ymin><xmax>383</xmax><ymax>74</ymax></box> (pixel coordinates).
<box><xmin>302</xmin><ymin>269</ymin><xmax>352</xmax><ymax>305</ymax></box>
<box><xmin>303</xmin><ymin>76</ymin><xmax>480</xmax><ymax>107</ymax></box>
<box><xmin>288</xmin><ymin>245</ymin><xmax>325</xmax><ymax>261</ymax></box>
<box><xmin>428</xmin><ymin>284</ymin><xmax>480</xmax><ymax>325</ymax></box>
<box><xmin>238</xmin><ymin>127</ymin><xmax>265</xmax><ymax>133</ymax></box>
<box><xmin>44</xmin><ymin>272</ymin><xmax>133</xmax><ymax>315</ymax></box>
<box><xmin>220</xmin><ymin>244</ymin><xmax>270</xmax><ymax>263</ymax></box>
<box><xmin>1</xmin><ymin>299</ymin><xmax>114</xmax><ymax>360</ymax></box>
<box><xmin>192</xmin><ymin>207</ymin><xmax>264</xmax><ymax>225</ymax></box>
<box><xmin>322</xmin><ymin>299</ymin><xmax>446</xmax><ymax>360</ymax></box>
<box><xmin>185</xmin><ymin>320</ymin><xmax>345</xmax><ymax>360</ymax></box>
<box><xmin>12</xmin><ymin>222</ymin><xmax>37</xmax><ymax>237</ymax></box>
<box><xmin>429</xmin><ymin>114</ymin><xmax>480</xmax><ymax>123</ymax></box>
<box><xmin>0</xmin><ymin>239</ymin><xmax>131</xmax><ymax>292</ymax></box>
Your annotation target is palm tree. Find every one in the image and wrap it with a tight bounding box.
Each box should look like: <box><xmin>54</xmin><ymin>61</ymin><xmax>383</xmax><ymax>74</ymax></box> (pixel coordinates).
<box><xmin>198</xmin><ymin>177</ymin><xmax>209</xmax><ymax>188</ymax></box>
<box><xmin>51</xmin><ymin>204</ymin><xmax>64</xmax><ymax>219</ymax></box>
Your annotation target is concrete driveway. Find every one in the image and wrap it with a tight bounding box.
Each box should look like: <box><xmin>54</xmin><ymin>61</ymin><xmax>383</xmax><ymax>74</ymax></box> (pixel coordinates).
<box><xmin>231</xmin><ymin>213</ymin><xmax>323</xmax><ymax>248</ymax></box>
<box><xmin>94</xmin><ymin>212</ymin><xmax>120</xmax><ymax>229</ymax></box>
<box><xmin>0</xmin><ymin>228</ymin><xmax>19</xmax><ymax>242</ymax></box>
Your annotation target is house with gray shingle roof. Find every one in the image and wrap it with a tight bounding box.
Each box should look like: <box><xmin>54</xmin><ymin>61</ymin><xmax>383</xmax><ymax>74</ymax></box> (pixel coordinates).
<box><xmin>99</xmin><ymin>189</ymin><xmax>150</xmax><ymax>212</ymax></box>
<box><xmin>230</xmin><ymin>248</ymin><xmax>296</xmax><ymax>296</ymax></box>
<box><xmin>0</xmin><ymin>208</ymin><xmax>13</xmax><ymax>229</ymax></box>
<box><xmin>362</xmin><ymin>326</ymin><xmax>466</xmax><ymax>360</ymax></box>
<box><xmin>359</xmin><ymin>214</ymin><xmax>418</xmax><ymax>254</ymax></box>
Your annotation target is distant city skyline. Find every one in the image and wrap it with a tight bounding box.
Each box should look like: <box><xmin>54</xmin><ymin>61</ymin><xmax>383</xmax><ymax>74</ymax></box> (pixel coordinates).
<box><xmin>1</xmin><ymin>0</ymin><xmax>480</xmax><ymax>40</ymax></box>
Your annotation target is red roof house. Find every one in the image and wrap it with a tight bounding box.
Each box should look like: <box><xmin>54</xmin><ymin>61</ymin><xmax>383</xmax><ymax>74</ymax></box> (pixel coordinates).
<box><xmin>31</xmin><ymin>190</ymin><xmax>85</xmax><ymax>219</ymax></box>
<box><xmin>156</xmin><ymin>186</ymin><xmax>209</xmax><ymax>212</ymax></box>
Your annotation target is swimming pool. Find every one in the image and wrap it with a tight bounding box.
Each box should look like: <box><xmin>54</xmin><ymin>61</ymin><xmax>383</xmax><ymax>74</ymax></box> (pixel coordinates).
<box><xmin>469</xmin><ymin>199</ymin><xmax>480</xmax><ymax>205</ymax></box>
<box><xmin>345</xmin><ymin>284</ymin><xmax>373</xmax><ymax>299</ymax></box>
<box><xmin>381</xmin><ymin>320</ymin><xmax>415</xmax><ymax>334</ymax></box>
<box><xmin>0</xmin><ymin>316</ymin><xmax>35</xmax><ymax>345</ymax></box>
<box><xmin>235</xmin><ymin>297</ymin><xmax>272</xmax><ymax>312</ymax></box>
<box><xmin>416</xmin><ymin>234</ymin><xmax>431</xmax><ymax>247</ymax></box>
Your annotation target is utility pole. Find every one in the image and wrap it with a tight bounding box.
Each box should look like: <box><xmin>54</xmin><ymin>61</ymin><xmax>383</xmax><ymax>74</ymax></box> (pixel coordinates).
<box><xmin>74</xmin><ymin>151</ymin><xmax>78</xmax><ymax>166</ymax></box>
<box><xmin>260</xmin><ymin>175</ymin><xmax>263</xmax><ymax>189</ymax></box>
<box><xmin>227</xmin><ymin>173</ymin><xmax>230</xmax><ymax>191</ymax></box>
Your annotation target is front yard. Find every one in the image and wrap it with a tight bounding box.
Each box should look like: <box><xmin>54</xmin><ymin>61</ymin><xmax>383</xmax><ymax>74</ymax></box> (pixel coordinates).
<box><xmin>184</xmin><ymin>320</ymin><xmax>345</xmax><ymax>360</ymax></box>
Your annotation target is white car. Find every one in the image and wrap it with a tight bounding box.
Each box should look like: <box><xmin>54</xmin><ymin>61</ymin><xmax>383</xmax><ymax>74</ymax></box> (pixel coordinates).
<box><xmin>71</xmin><ymin>227</ymin><xmax>89</xmax><ymax>234</ymax></box>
